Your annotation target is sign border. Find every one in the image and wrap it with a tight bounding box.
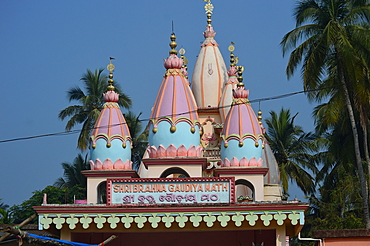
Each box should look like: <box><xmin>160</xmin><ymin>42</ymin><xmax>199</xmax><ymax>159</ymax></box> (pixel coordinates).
<box><xmin>107</xmin><ymin>177</ymin><xmax>235</xmax><ymax>206</ymax></box>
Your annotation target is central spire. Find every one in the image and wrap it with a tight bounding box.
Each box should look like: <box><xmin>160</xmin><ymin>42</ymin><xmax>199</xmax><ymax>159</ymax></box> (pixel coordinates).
<box><xmin>192</xmin><ymin>0</ymin><xmax>227</xmax><ymax>109</ymax></box>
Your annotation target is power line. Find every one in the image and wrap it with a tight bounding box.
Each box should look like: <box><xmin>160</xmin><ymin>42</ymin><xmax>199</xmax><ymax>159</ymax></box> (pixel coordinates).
<box><xmin>0</xmin><ymin>85</ymin><xmax>338</xmax><ymax>144</ymax></box>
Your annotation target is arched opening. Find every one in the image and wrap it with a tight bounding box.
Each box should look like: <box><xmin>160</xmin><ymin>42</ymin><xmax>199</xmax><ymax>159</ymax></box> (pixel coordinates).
<box><xmin>97</xmin><ymin>181</ymin><xmax>106</xmax><ymax>204</ymax></box>
<box><xmin>235</xmin><ymin>179</ymin><xmax>255</xmax><ymax>201</ymax></box>
<box><xmin>159</xmin><ymin>167</ymin><xmax>190</xmax><ymax>178</ymax></box>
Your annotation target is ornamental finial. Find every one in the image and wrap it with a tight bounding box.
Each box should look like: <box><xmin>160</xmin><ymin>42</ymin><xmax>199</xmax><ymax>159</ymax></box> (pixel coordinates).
<box><xmin>179</xmin><ymin>48</ymin><xmax>189</xmax><ymax>79</ymax></box>
<box><xmin>228</xmin><ymin>42</ymin><xmax>239</xmax><ymax>67</ymax></box>
<box><xmin>169</xmin><ymin>32</ymin><xmax>178</xmax><ymax>55</ymax></box>
<box><xmin>107</xmin><ymin>57</ymin><xmax>115</xmax><ymax>91</ymax></box>
<box><xmin>236</xmin><ymin>65</ymin><xmax>244</xmax><ymax>87</ymax></box>
<box><xmin>204</xmin><ymin>0</ymin><xmax>214</xmax><ymax>26</ymax></box>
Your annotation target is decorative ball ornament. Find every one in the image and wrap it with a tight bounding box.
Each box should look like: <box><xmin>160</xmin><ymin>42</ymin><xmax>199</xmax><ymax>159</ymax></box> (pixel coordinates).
<box><xmin>92</xmin><ymin>144</ymin><xmax>96</xmax><ymax>149</ymax></box>
<box><xmin>106</xmin><ymin>143</ymin><xmax>112</xmax><ymax>148</ymax></box>
<box><xmin>122</xmin><ymin>143</ymin><xmax>126</xmax><ymax>148</ymax></box>
<box><xmin>107</xmin><ymin>63</ymin><xmax>115</xmax><ymax>72</ymax></box>
<box><xmin>152</xmin><ymin>128</ymin><xmax>158</xmax><ymax>133</ymax></box>
<box><xmin>170</xmin><ymin>126</ymin><xmax>177</xmax><ymax>133</ymax></box>
<box><xmin>179</xmin><ymin>48</ymin><xmax>186</xmax><ymax>55</ymax></box>
<box><xmin>258</xmin><ymin>110</ymin><xmax>263</xmax><ymax>124</ymax></box>
<box><xmin>239</xmin><ymin>142</ymin><xmax>244</xmax><ymax>147</ymax></box>
<box><xmin>262</xmin><ymin>144</ymin><xmax>265</xmax><ymax>149</ymax></box>
<box><xmin>255</xmin><ymin>142</ymin><xmax>259</xmax><ymax>147</ymax></box>
<box><xmin>224</xmin><ymin>143</ymin><xmax>228</xmax><ymax>148</ymax></box>
<box><xmin>190</xmin><ymin>127</ymin><xmax>196</xmax><ymax>133</ymax></box>
<box><xmin>199</xmin><ymin>130</ymin><xmax>203</xmax><ymax>135</ymax></box>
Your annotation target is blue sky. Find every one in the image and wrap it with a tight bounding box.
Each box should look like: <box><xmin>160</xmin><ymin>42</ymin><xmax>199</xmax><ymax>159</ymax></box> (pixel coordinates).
<box><xmin>0</xmin><ymin>0</ymin><xmax>316</xmax><ymax>206</ymax></box>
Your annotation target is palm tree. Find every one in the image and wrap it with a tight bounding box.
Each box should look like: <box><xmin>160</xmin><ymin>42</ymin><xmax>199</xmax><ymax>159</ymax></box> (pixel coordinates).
<box><xmin>59</xmin><ymin>68</ymin><xmax>132</xmax><ymax>150</ymax></box>
<box><xmin>0</xmin><ymin>199</ymin><xmax>11</xmax><ymax>224</ymax></box>
<box><xmin>54</xmin><ymin>153</ymin><xmax>90</xmax><ymax>190</ymax></box>
<box><xmin>125</xmin><ymin>111</ymin><xmax>148</xmax><ymax>171</ymax></box>
<box><xmin>0</xmin><ymin>208</ymin><xmax>11</xmax><ymax>224</ymax></box>
<box><xmin>281</xmin><ymin>0</ymin><xmax>370</xmax><ymax>228</ymax></box>
<box><xmin>0</xmin><ymin>199</ymin><xmax>8</xmax><ymax>210</ymax></box>
<box><xmin>265</xmin><ymin>108</ymin><xmax>318</xmax><ymax>196</ymax></box>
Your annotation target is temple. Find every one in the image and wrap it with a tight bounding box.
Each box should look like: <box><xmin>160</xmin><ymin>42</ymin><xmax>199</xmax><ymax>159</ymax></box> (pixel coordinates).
<box><xmin>34</xmin><ymin>1</ymin><xmax>308</xmax><ymax>245</ymax></box>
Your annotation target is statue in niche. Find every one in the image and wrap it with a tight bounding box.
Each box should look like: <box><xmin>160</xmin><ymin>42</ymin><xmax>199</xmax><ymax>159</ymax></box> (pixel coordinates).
<box><xmin>252</xmin><ymin>243</ymin><xmax>264</xmax><ymax>246</ymax></box>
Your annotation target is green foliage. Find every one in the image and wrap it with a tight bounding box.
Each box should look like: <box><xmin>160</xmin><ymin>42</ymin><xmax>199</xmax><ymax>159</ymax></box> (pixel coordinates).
<box><xmin>54</xmin><ymin>153</ymin><xmax>90</xmax><ymax>192</ymax></box>
<box><xmin>59</xmin><ymin>68</ymin><xmax>132</xmax><ymax>150</ymax></box>
<box><xmin>265</xmin><ymin>108</ymin><xmax>319</xmax><ymax>195</ymax></box>
<box><xmin>0</xmin><ymin>198</ymin><xmax>11</xmax><ymax>224</ymax></box>
<box><xmin>0</xmin><ymin>208</ymin><xmax>11</xmax><ymax>224</ymax></box>
<box><xmin>282</xmin><ymin>0</ymin><xmax>370</xmax><ymax>228</ymax></box>
<box><xmin>125</xmin><ymin>111</ymin><xmax>148</xmax><ymax>170</ymax></box>
<box><xmin>0</xmin><ymin>198</ymin><xmax>9</xmax><ymax>210</ymax></box>
<box><xmin>9</xmin><ymin>186</ymin><xmax>84</xmax><ymax>224</ymax></box>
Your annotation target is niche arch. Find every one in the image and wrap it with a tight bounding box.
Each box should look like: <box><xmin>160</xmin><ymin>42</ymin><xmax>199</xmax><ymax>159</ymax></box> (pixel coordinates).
<box><xmin>159</xmin><ymin>167</ymin><xmax>191</xmax><ymax>178</ymax></box>
<box><xmin>235</xmin><ymin>179</ymin><xmax>255</xmax><ymax>201</ymax></box>
<box><xmin>97</xmin><ymin>181</ymin><xmax>107</xmax><ymax>204</ymax></box>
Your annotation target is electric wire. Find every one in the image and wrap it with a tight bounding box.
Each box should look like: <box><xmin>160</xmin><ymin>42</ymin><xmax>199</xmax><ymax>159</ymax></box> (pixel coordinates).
<box><xmin>0</xmin><ymin>82</ymin><xmax>353</xmax><ymax>144</ymax></box>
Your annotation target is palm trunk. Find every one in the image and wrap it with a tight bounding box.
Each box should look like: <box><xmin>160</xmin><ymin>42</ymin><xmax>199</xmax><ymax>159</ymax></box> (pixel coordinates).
<box><xmin>360</xmin><ymin>110</ymin><xmax>370</xmax><ymax>199</ymax></box>
<box><xmin>337</xmin><ymin>54</ymin><xmax>370</xmax><ymax>228</ymax></box>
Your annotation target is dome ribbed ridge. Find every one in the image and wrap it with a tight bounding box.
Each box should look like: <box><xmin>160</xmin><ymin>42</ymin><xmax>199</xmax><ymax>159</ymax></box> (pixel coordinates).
<box><xmin>220</xmin><ymin>84</ymin><xmax>264</xmax><ymax>168</ymax></box>
<box><xmin>147</xmin><ymin>33</ymin><xmax>202</xmax><ymax>158</ymax></box>
<box><xmin>89</xmin><ymin>61</ymin><xmax>133</xmax><ymax>170</ymax></box>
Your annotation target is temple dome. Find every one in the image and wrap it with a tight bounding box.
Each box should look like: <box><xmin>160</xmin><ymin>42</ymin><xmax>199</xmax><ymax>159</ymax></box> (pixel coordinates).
<box><xmin>89</xmin><ymin>63</ymin><xmax>133</xmax><ymax>170</ymax></box>
<box><xmin>147</xmin><ymin>33</ymin><xmax>202</xmax><ymax>158</ymax></box>
<box><xmin>191</xmin><ymin>10</ymin><xmax>227</xmax><ymax>109</ymax></box>
<box><xmin>220</xmin><ymin>83</ymin><xmax>264</xmax><ymax>167</ymax></box>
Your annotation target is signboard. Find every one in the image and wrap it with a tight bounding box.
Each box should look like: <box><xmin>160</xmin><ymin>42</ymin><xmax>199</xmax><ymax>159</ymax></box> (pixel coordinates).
<box><xmin>107</xmin><ymin>177</ymin><xmax>235</xmax><ymax>205</ymax></box>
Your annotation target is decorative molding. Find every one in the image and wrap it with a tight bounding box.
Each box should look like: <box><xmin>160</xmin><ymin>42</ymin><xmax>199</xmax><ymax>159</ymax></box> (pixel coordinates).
<box><xmin>89</xmin><ymin>158</ymin><xmax>132</xmax><ymax>171</ymax></box>
<box><xmin>220</xmin><ymin>157</ymin><xmax>263</xmax><ymax>168</ymax></box>
<box><xmin>147</xmin><ymin>145</ymin><xmax>203</xmax><ymax>158</ymax></box>
<box><xmin>214</xmin><ymin>167</ymin><xmax>269</xmax><ymax>176</ymax></box>
<box><xmin>142</xmin><ymin>157</ymin><xmax>208</xmax><ymax>170</ymax></box>
<box><xmin>81</xmin><ymin>170</ymin><xmax>139</xmax><ymax>178</ymax></box>
<box><xmin>38</xmin><ymin>210</ymin><xmax>305</xmax><ymax>230</ymax></box>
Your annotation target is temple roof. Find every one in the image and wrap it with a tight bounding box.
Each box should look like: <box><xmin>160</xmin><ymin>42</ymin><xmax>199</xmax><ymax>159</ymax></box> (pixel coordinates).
<box><xmin>147</xmin><ymin>33</ymin><xmax>201</xmax><ymax>158</ymax></box>
<box><xmin>89</xmin><ymin>60</ymin><xmax>133</xmax><ymax>170</ymax></box>
<box><xmin>220</xmin><ymin>80</ymin><xmax>265</xmax><ymax>168</ymax></box>
<box><xmin>191</xmin><ymin>0</ymin><xmax>227</xmax><ymax>109</ymax></box>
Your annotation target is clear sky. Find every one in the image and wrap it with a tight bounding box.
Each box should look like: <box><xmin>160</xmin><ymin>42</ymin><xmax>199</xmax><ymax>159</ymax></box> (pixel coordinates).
<box><xmin>0</xmin><ymin>0</ymin><xmax>316</xmax><ymax>206</ymax></box>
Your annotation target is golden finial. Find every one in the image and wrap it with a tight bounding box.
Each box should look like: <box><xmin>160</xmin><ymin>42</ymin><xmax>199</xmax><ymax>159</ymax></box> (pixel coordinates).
<box><xmin>107</xmin><ymin>57</ymin><xmax>115</xmax><ymax>91</ymax></box>
<box><xmin>179</xmin><ymin>48</ymin><xmax>188</xmax><ymax>65</ymax></box>
<box><xmin>230</xmin><ymin>53</ymin><xmax>235</xmax><ymax>66</ymax></box>
<box><xmin>236</xmin><ymin>65</ymin><xmax>244</xmax><ymax>86</ymax></box>
<box><xmin>228</xmin><ymin>44</ymin><xmax>235</xmax><ymax>52</ymax></box>
<box><xmin>228</xmin><ymin>42</ymin><xmax>236</xmax><ymax>66</ymax></box>
<box><xmin>204</xmin><ymin>0</ymin><xmax>214</xmax><ymax>26</ymax></box>
<box><xmin>258</xmin><ymin>109</ymin><xmax>263</xmax><ymax>125</ymax></box>
<box><xmin>179</xmin><ymin>48</ymin><xmax>189</xmax><ymax>79</ymax></box>
<box><xmin>169</xmin><ymin>33</ymin><xmax>178</xmax><ymax>55</ymax></box>
<box><xmin>235</xmin><ymin>56</ymin><xmax>239</xmax><ymax>65</ymax></box>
